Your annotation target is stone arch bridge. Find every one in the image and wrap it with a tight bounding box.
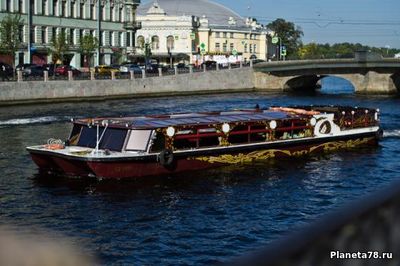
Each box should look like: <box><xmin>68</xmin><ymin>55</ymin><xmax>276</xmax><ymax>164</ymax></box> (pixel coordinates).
<box><xmin>253</xmin><ymin>58</ymin><xmax>400</xmax><ymax>94</ymax></box>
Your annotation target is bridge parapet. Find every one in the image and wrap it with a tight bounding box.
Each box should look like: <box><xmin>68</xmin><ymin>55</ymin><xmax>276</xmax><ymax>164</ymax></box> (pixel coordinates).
<box><xmin>254</xmin><ymin>58</ymin><xmax>400</xmax><ymax>74</ymax></box>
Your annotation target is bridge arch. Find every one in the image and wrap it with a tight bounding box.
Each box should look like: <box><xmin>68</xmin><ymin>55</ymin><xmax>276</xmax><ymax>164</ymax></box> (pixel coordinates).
<box><xmin>391</xmin><ymin>72</ymin><xmax>400</xmax><ymax>92</ymax></box>
<box><xmin>283</xmin><ymin>74</ymin><xmax>363</xmax><ymax>93</ymax></box>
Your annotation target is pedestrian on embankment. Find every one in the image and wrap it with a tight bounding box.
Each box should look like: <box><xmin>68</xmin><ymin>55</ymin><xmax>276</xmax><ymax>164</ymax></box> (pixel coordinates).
<box><xmin>0</xmin><ymin>65</ymin><xmax>9</xmax><ymax>81</ymax></box>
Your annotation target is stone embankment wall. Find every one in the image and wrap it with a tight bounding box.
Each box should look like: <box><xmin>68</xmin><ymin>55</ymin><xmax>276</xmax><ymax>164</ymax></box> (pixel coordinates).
<box><xmin>0</xmin><ymin>68</ymin><xmax>255</xmax><ymax>105</ymax></box>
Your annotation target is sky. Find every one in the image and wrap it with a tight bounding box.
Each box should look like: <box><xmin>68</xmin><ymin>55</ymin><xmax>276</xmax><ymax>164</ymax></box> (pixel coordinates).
<box><xmin>216</xmin><ymin>0</ymin><xmax>400</xmax><ymax>49</ymax></box>
<box><xmin>141</xmin><ymin>0</ymin><xmax>400</xmax><ymax>49</ymax></box>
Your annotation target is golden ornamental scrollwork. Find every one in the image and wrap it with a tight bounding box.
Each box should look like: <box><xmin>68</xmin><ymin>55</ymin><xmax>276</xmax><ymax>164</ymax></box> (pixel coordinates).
<box><xmin>189</xmin><ymin>137</ymin><xmax>374</xmax><ymax>164</ymax></box>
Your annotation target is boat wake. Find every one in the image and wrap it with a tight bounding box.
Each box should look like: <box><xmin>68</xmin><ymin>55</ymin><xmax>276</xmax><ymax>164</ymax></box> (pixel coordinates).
<box><xmin>383</xmin><ymin>129</ymin><xmax>400</xmax><ymax>138</ymax></box>
<box><xmin>0</xmin><ymin>116</ymin><xmax>66</xmax><ymax>127</ymax></box>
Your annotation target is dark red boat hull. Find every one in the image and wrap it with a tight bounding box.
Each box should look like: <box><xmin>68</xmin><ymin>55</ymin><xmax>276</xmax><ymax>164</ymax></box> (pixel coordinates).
<box><xmin>28</xmin><ymin>134</ymin><xmax>379</xmax><ymax>179</ymax></box>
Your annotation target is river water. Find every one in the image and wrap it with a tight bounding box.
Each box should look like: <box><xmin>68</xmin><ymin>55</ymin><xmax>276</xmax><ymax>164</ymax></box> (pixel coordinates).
<box><xmin>0</xmin><ymin>78</ymin><xmax>399</xmax><ymax>265</ymax></box>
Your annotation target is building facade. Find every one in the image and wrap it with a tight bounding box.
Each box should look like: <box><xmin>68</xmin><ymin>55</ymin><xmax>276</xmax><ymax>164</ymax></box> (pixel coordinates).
<box><xmin>0</xmin><ymin>0</ymin><xmax>140</xmax><ymax>67</ymax></box>
<box><xmin>135</xmin><ymin>3</ymin><xmax>199</xmax><ymax>65</ymax></box>
<box><xmin>136</xmin><ymin>0</ymin><xmax>274</xmax><ymax>66</ymax></box>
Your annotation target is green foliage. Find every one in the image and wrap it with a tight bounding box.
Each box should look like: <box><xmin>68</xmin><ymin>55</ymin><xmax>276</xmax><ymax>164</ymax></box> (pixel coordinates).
<box><xmin>298</xmin><ymin>42</ymin><xmax>400</xmax><ymax>59</ymax></box>
<box><xmin>267</xmin><ymin>18</ymin><xmax>303</xmax><ymax>59</ymax></box>
<box><xmin>49</xmin><ymin>31</ymin><xmax>70</xmax><ymax>64</ymax></box>
<box><xmin>0</xmin><ymin>14</ymin><xmax>24</xmax><ymax>68</ymax></box>
<box><xmin>79</xmin><ymin>34</ymin><xmax>98</xmax><ymax>71</ymax></box>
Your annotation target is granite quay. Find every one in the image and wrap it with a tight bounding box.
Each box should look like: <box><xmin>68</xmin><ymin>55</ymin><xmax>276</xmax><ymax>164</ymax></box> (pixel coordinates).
<box><xmin>0</xmin><ymin>64</ymin><xmax>255</xmax><ymax>105</ymax></box>
<box><xmin>1</xmin><ymin>57</ymin><xmax>400</xmax><ymax>105</ymax></box>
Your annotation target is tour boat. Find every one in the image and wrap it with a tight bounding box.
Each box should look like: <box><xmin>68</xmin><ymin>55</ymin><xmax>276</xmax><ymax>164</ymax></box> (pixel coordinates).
<box><xmin>27</xmin><ymin>105</ymin><xmax>382</xmax><ymax>179</ymax></box>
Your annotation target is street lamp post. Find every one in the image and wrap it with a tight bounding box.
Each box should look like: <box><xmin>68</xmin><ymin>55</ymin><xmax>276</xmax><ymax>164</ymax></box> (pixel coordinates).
<box><xmin>27</xmin><ymin>0</ymin><xmax>32</xmax><ymax>63</ymax></box>
<box><xmin>96</xmin><ymin>0</ymin><xmax>102</xmax><ymax>66</ymax></box>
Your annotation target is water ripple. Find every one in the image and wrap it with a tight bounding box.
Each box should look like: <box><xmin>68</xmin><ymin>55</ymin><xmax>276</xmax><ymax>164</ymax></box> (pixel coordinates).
<box><xmin>0</xmin><ymin>91</ymin><xmax>399</xmax><ymax>265</ymax></box>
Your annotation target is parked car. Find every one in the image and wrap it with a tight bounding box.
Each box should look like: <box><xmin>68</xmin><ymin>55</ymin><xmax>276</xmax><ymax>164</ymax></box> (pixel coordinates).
<box><xmin>0</xmin><ymin>62</ymin><xmax>14</xmax><ymax>77</ymax></box>
<box><xmin>144</xmin><ymin>63</ymin><xmax>160</xmax><ymax>73</ymax></box>
<box><xmin>95</xmin><ymin>65</ymin><xmax>119</xmax><ymax>75</ymax></box>
<box><xmin>22</xmin><ymin>65</ymin><xmax>45</xmax><ymax>77</ymax></box>
<box><xmin>201</xmin><ymin>60</ymin><xmax>217</xmax><ymax>69</ymax></box>
<box><xmin>119</xmin><ymin>64</ymin><xmax>142</xmax><ymax>74</ymax></box>
<box><xmin>110</xmin><ymin>64</ymin><xmax>121</xmax><ymax>70</ymax></box>
<box><xmin>55</xmin><ymin>65</ymin><xmax>81</xmax><ymax>76</ymax></box>
<box><xmin>16</xmin><ymin>63</ymin><xmax>36</xmax><ymax>72</ymax></box>
<box><xmin>176</xmin><ymin>63</ymin><xmax>189</xmax><ymax>69</ymax></box>
<box><xmin>43</xmin><ymin>63</ymin><xmax>62</xmax><ymax>76</ymax></box>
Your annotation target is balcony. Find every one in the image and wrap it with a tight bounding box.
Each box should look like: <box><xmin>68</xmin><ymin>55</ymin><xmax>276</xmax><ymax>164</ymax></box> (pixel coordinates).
<box><xmin>123</xmin><ymin>21</ymin><xmax>142</xmax><ymax>31</ymax></box>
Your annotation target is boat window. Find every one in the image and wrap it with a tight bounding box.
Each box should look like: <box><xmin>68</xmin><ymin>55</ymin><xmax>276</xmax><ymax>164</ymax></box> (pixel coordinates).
<box><xmin>125</xmin><ymin>130</ymin><xmax>152</xmax><ymax>151</ymax></box>
<box><xmin>77</xmin><ymin>126</ymin><xmax>104</xmax><ymax>148</ymax></box>
<box><xmin>199</xmin><ymin>136</ymin><xmax>219</xmax><ymax>147</ymax></box>
<box><xmin>99</xmin><ymin>128</ymin><xmax>128</xmax><ymax>151</ymax></box>
<box><xmin>228</xmin><ymin>125</ymin><xmax>249</xmax><ymax>144</ymax></box>
<box><xmin>250</xmin><ymin>125</ymin><xmax>267</xmax><ymax>142</ymax></box>
<box><xmin>150</xmin><ymin>132</ymin><xmax>165</xmax><ymax>153</ymax></box>
<box><xmin>69</xmin><ymin>124</ymin><xmax>82</xmax><ymax>145</ymax></box>
<box><xmin>174</xmin><ymin>138</ymin><xmax>197</xmax><ymax>150</ymax></box>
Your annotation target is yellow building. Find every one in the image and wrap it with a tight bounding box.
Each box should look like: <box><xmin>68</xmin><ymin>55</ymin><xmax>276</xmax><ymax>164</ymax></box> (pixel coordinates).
<box><xmin>137</xmin><ymin>0</ymin><xmax>273</xmax><ymax>65</ymax></box>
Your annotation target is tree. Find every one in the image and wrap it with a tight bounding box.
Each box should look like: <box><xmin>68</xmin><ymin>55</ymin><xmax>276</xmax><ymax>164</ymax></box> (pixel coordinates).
<box><xmin>79</xmin><ymin>34</ymin><xmax>98</xmax><ymax>72</ymax></box>
<box><xmin>0</xmin><ymin>14</ymin><xmax>24</xmax><ymax>72</ymax></box>
<box><xmin>267</xmin><ymin>18</ymin><xmax>303</xmax><ymax>59</ymax></box>
<box><xmin>49</xmin><ymin>31</ymin><xmax>70</xmax><ymax>65</ymax></box>
<box><xmin>298</xmin><ymin>43</ymin><xmax>324</xmax><ymax>59</ymax></box>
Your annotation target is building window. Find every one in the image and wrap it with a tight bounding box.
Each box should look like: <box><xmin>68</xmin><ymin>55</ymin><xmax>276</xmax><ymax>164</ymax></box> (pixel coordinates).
<box><xmin>244</xmin><ymin>43</ymin><xmax>248</xmax><ymax>53</ymax></box>
<box><xmin>223</xmin><ymin>43</ymin><xmax>227</xmax><ymax>52</ymax></box>
<box><xmin>254</xmin><ymin>44</ymin><xmax>257</xmax><ymax>53</ymax></box>
<box><xmin>41</xmin><ymin>0</ymin><xmax>47</xmax><ymax>15</ymax></box>
<box><xmin>31</xmin><ymin>27</ymin><xmax>35</xmax><ymax>43</ymax></box>
<box><xmin>119</xmin><ymin>32</ymin><xmax>124</xmax><ymax>46</ymax></box>
<box><xmin>62</xmin><ymin>1</ymin><xmax>67</xmax><ymax>17</ymax></box>
<box><xmin>215</xmin><ymin>43</ymin><xmax>220</xmax><ymax>52</ymax></box>
<box><xmin>100</xmin><ymin>31</ymin><xmax>104</xmax><ymax>46</ymax></box>
<box><xmin>119</xmin><ymin>8</ymin><xmax>123</xmax><ymax>22</ymax></box>
<box><xmin>71</xmin><ymin>2</ymin><xmax>75</xmax><ymax>18</ymax></box>
<box><xmin>42</xmin><ymin>27</ymin><xmax>46</xmax><ymax>44</ymax></box>
<box><xmin>127</xmin><ymin>32</ymin><xmax>131</xmax><ymax>47</ymax></box>
<box><xmin>53</xmin><ymin>0</ymin><xmax>58</xmax><ymax>16</ymax></box>
<box><xmin>6</xmin><ymin>0</ymin><xmax>11</xmax><ymax>11</ymax></box>
<box><xmin>18</xmin><ymin>0</ymin><xmax>23</xmax><ymax>13</ymax></box>
<box><xmin>137</xmin><ymin>35</ymin><xmax>144</xmax><ymax>48</ymax></box>
<box><xmin>67</xmin><ymin>29</ymin><xmax>73</xmax><ymax>44</ymax></box>
<box><xmin>151</xmin><ymin>35</ymin><xmax>159</xmax><ymax>50</ymax></box>
<box><xmin>230</xmin><ymin>43</ymin><xmax>234</xmax><ymax>52</ymax></box>
<box><xmin>18</xmin><ymin>25</ymin><xmax>24</xmax><ymax>42</ymax></box>
<box><xmin>80</xmin><ymin>3</ymin><xmax>84</xmax><ymax>19</ymax></box>
<box><xmin>52</xmin><ymin>27</ymin><xmax>57</xmax><ymax>41</ymax></box>
<box><xmin>111</xmin><ymin>6</ymin><xmax>115</xmax><ymax>21</ymax></box>
<box><xmin>230</xmin><ymin>32</ymin><xmax>234</xmax><ymax>38</ymax></box>
<box><xmin>249</xmin><ymin>44</ymin><xmax>253</xmax><ymax>53</ymax></box>
<box><xmin>166</xmin><ymin>35</ymin><xmax>174</xmax><ymax>50</ymax></box>
<box><xmin>99</xmin><ymin>5</ymin><xmax>103</xmax><ymax>20</ymax></box>
<box><xmin>245</xmin><ymin>33</ymin><xmax>248</xmax><ymax>39</ymax></box>
<box><xmin>90</xmin><ymin>4</ymin><xmax>95</xmax><ymax>19</ymax></box>
<box><xmin>215</xmin><ymin>32</ymin><xmax>220</xmax><ymax>38</ymax></box>
<box><xmin>79</xmin><ymin>29</ymin><xmax>84</xmax><ymax>43</ymax></box>
<box><xmin>223</xmin><ymin>32</ymin><xmax>227</xmax><ymax>38</ymax></box>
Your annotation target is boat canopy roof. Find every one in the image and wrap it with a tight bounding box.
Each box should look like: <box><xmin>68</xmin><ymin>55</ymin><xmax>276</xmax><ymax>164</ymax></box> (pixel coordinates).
<box><xmin>75</xmin><ymin>109</ymin><xmax>311</xmax><ymax>130</ymax></box>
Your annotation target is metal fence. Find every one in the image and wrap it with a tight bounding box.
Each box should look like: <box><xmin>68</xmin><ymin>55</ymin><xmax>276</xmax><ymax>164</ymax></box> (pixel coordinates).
<box><xmin>0</xmin><ymin>62</ymin><xmax>253</xmax><ymax>83</ymax></box>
